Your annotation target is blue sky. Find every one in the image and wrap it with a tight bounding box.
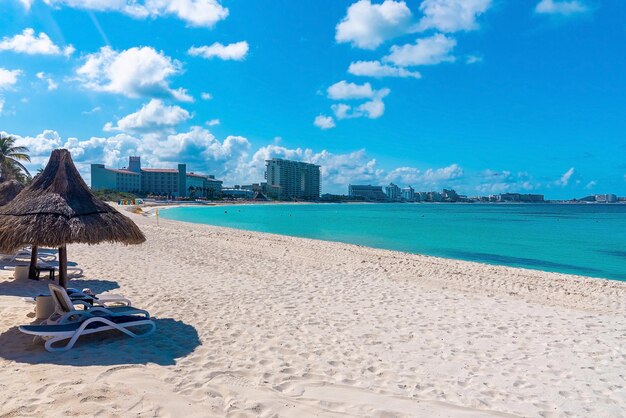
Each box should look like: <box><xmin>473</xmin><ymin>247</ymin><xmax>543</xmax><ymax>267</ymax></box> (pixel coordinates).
<box><xmin>0</xmin><ymin>0</ymin><xmax>624</xmax><ymax>198</ymax></box>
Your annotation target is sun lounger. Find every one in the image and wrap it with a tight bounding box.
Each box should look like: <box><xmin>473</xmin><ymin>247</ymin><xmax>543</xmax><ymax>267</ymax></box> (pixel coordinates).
<box><xmin>66</xmin><ymin>288</ymin><xmax>131</xmax><ymax>307</ymax></box>
<box><xmin>46</xmin><ymin>284</ymin><xmax>149</xmax><ymax>325</ymax></box>
<box><xmin>0</xmin><ymin>247</ymin><xmax>56</xmax><ymax>266</ymax></box>
<box><xmin>19</xmin><ymin>315</ymin><xmax>155</xmax><ymax>352</ymax></box>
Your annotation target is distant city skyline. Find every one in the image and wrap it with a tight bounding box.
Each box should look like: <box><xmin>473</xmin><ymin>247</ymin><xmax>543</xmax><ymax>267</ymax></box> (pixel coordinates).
<box><xmin>1</xmin><ymin>1</ymin><xmax>625</xmax><ymax>198</ymax></box>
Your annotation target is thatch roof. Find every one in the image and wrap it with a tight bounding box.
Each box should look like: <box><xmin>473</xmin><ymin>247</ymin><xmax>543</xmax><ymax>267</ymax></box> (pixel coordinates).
<box><xmin>0</xmin><ymin>149</ymin><xmax>145</xmax><ymax>252</ymax></box>
<box><xmin>0</xmin><ymin>180</ymin><xmax>24</xmax><ymax>207</ymax></box>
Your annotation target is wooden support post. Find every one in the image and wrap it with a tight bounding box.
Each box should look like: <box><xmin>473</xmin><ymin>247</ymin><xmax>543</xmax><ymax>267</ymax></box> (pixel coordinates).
<box><xmin>28</xmin><ymin>245</ymin><xmax>38</xmax><ymax>280</ymax></box>
<box><xmin>58</xmin><ymin>245</ymin><xmax>68</xmax><ymax>288</ymax></box>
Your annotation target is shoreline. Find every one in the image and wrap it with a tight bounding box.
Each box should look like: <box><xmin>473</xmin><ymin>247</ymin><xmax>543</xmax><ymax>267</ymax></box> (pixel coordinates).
<box><xmin>152</xmin><ymin>204</ymin><xmax>626</xmax><ymax>284</ymax></box>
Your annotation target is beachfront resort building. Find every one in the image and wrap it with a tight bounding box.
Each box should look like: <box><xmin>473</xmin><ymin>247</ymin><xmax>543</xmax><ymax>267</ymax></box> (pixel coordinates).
<box><xmin>385</xmin><ymin>183</ymin><xmax>401</xmax><ymax>201</ymax></box>
<box><xmin>401</xmin><ymin>186</ymin><xmax>415</xmax><ymax>201</ymax></box>
<box><xmin>348</xmin><ymin>185</ymin><xmax>388</xmax><ymax>201</ymax></box>
<box><xmin>264</xmin><ymin>158</ymin><xmax>321</xmax><ymax>200</ymax></box>
<box><xmin>91</xmin><ymin>156</ymin><xmax>223</xmax><ymax>198</ymax></box>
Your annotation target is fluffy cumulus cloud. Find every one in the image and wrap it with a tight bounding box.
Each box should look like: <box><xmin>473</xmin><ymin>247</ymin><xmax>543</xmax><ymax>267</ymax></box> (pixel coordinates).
<box><xmin>36</xmin><ymin>72</ymin><xmax>59</xmax><ymax>91</ymax></box>
<box><xmin>0</xmin><ymin>68</ymin><xmax>22</xmax><ymax>89</ymax></box>
<box><xmin>103</xmin><ymin>99</ymin><xmax>192</xmax><ymax>133</ymax></box>
<box><xmin>384</xmin><ymin>33</ymin><xmax>456</xmax><ymax>67</ymax></box>
<box><xmin>417</xmin><ymin>0</ymin><xmax>492</xmax><ymax>33</ymax></box>
<box><xmin>535</xmin><ymin>0</ymin><xmax>588</xmax><ymax>16</ymax></box>
<box><xmin>42</xmin><ymin>0</ymin><xmax>229</xmax><ymax>28</ymax></box>
<box><xmin>9</xmin><ymin>130</ymin><xmax>64</xmax><ymax>167</ymax></box>
<box><xmin>386</xmin><ymin>163</ymin><xmax>464</xmax><ymax>186</ymax></box>
<box><xmin>76</xmin><ymin>46</ymin><xmax>192</xmax><ymax>102</ymax></box>
<box><xmin>327</xmin><ymin>80</ymin><xmax>375</xmax><ymax>100</ymax></box>
<box><xmin>332</xmin><ymin>88</ymin><xmax>390</xmax><ymax>120</ymax></box>
<box><xmin>348</xmin><ymin>60</ymin><xmax>421</xmax><ymax>79</ymax></box>
<box><xmin>0</xmin><ymin>28</ymin><xmax>74</xmax><ymax>56</ymax></box>
<box><xmin>314</xmin><ymin>115</ymin><xmax>335</xmax><ymax>130</ymax></box>
<box><xmin>335</xmin><ymin>0</ymin><xmax>413</xmax><ymax>49</ymax></box>
<box><xmin>326</xmin><ymin>81</ymin><xmax>390</xmax><ymax>120</ymax></box>
<box><xmin>188</xmin><ymin>41</ymin><xmax>249</xmax><ymax>61</ymax></box>
<box><xmin>241</xmin><ymin>146</ymin><xmax>385</xmax><ymax>189</ymax></box>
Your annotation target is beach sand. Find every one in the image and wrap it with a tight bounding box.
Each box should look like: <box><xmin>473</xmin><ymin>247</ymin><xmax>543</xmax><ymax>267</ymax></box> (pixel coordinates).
<box><xmin>0</xmin><ymin>211</ymin><xmax>625</xmax><ymax>417</ymax></box>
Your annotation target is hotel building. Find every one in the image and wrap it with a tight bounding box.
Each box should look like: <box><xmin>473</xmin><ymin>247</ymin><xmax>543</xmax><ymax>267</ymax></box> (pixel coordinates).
<box><xmin>401</xmin><ymin>186</ymin><xmax>415</xmax><ymax>201</ymax></box>
<box><xmin>265</xmin><ymin>158</ymin><xmax>321</xmax><ymax>200</ymax></box>
<box><xmin>385</xmin><ymin>183</ymin><xmax>401</xmax><ymax>201</ymax></box>
<box><xmin>348</xmin><ymin>185</ymin><xmax>388</xmax><ymax>201</ymax></box>
<box><xmin>91</xmin><ymin>156</ymin><xmax>222</xmax><ymax>198</ymax></box>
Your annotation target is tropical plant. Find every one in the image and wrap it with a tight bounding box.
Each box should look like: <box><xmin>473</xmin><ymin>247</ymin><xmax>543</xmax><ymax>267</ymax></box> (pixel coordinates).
<box><xmin>0</xmin><ymin>134</ymin><xmax>31</xmax><ymax>183</ymax></box>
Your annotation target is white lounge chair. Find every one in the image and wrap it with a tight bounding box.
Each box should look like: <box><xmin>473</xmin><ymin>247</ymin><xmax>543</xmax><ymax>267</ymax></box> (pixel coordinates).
<box><xmin>46</xmin><ymin>283</ymin><xmax>149</xmax><ymax>326</ymax></box>
<box><xmin>0</xmin><ymin>248</ymin><xmax>31</xmax><ymax>262</ymax></box>
<box><xmin>66</xmin><ymin>288</ymin><xmax>132</xmax><ymax>307</ymax></box>
<box><xmin>19</xmin><ymin>315</ymin><xmax>156</xmax><ymax>352</ymax></box>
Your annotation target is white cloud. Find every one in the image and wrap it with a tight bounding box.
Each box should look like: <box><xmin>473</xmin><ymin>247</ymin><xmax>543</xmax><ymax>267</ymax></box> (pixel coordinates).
<box><xmin>348</xmin><ymin>60</ymin><xmax>421</xmax><ymax>79</ymax></box>
<box><xmin>331</xmin><ymin>88</ymin><xmax>390</xmax><ymax>120</ymax></box>
<box><xmin>0</xmin><ymin>68</ymin><xmax>22</xmax><ymax>90</ymax></box>
<box><xmin>384</xmin><ymin>33</ymin><xmax>456</xmax><ymax>67</ymax></box>
<box><xmin>417</xmin><ymin>0</ymin><xmax>492</xmax><ymax>33</ymax></box>
<box><xmin>0</xmin><ymin>28</ymin><xmax>74</xmax><ymax>56</ymax></box>
<box><xmin>585</xmin><ymin>180</ymin><xmax>596</xmax><ymax>189</ymax></box>
<box><xmin>103</xmin><ymin>99</ymin><xmax>191</xmax><ymax>133</ymax></box>
<box><xmin>36</xmin><ymin>72</ymin><xmax>59</xmax><ymax>91</ymax></box>
<box><xmin>556</xmin><ymin>167</ymin><xmax>575</xmax><ymax>186</ymax></box>
<box><xmin>43</xmin><ymin>0</ymin><xmax>229</xmax><ymax>28</ymax></box>
<box><xmin>535</xmin><ymin>0</ymin><xmax>588</xmax><ymax>16</ymax></box>
<box><xmin>188</xmin><ymin>41</ymin><xmax>249</xmax><ymax>61</ymax></box>
<box><xmin>327</xmin><ymin>80</ymin><xmax>375</xmax><ymax>100</ymax></box>
<box><xmin>76</xmin><ymin>46</ymin><xmax>192</xmax><ymax>102</ymax></box>
<box><xmin>201</xmin><ymin>92</ymin><xmax>213</xmax><ymax>100</ymax></box>
<box><xmin>386</xmin><ymin>163</ymin><xmax>464</xmax><ymax>185</ymax></box>
<box><xmin>336</xmin><ymin>0</ymin><xmax>413</xmax><ymax>49</ymax></box>
<box><xmin>206</xmin><ymin>119</ymin><xmax>220</xmax><ymax>126</ymax></box>
<box><xmin>331</xmin><ymin>104</ymin><xmax>352</xmax><ymax>120</ymax></box>
<box><xmin>19</xmin><ymin>0</ymin><xmax>33</xmax><ymax>9</ymax></box>
<box><xmin>466</xmin><ymin>54</ymin><xmax>483</xmax><ymax>64</ymax></box>
<box><xmin>12</xmin><ymin>130</ymin><xmax>63</xmax><ymax>159</ymax></box>
<box><xmin>82</xmin><ymin>106</ymin><xmax>102</xmax><ymax>115</ymax></box>
<box><xmin>357</xmin><ymin>91</ymin><xmax>388</xmax><ymax>119</ymax></box>
<box><xmin>0</xmin><ymin>99</ymin><xmax>4</xmax><ymax>114</ymax></box>
<box><xmin>327</xmin><ymin>82</ymin><xmax>390</xmax><ymax>121</ymax></box>
<box><xmin>314</xmin><ymin>115</ymin><xmax>335</xmax><ymax>130</ymax></box>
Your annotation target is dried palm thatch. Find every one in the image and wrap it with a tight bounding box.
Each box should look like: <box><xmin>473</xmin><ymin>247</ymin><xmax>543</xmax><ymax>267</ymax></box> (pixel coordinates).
<box><xmin>0</xmin><ymin>149</ymin><xmax>145</xmax><ymax>286</ymax></box>
<box><xmin>0</xmin><ymin>180</ymin><xmax>24</xmax><ymax>207</ymax></box>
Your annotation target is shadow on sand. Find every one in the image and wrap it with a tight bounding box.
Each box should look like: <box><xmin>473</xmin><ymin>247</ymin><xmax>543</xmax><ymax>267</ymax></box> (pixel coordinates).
<box><xmin>0</xmin><ymin>278</ymin><xmax>120</xmax><ymax>297</ymax></box>
<box><xmin>0</xmin><ymin>317</ymin><xmax>200</xmax><ymax>366</ymax></box>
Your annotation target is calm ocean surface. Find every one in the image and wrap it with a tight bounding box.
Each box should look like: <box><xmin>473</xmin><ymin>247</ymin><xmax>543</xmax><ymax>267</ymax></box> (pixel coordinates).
<box><xmin>161</xmin><ymin>203</ymin><xmax>626</xmax><ymax>281</ymax></box>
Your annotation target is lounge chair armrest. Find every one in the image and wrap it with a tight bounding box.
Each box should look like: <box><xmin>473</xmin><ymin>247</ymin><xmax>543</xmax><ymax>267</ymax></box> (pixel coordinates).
<box><xmin>72</xmin><ymin>300</ymin><xmax>92</xmax><ymax>309</ymax></box>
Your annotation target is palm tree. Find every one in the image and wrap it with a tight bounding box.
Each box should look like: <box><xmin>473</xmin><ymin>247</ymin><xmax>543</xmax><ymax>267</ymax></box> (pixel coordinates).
<box><xmin>0</xmin><ymin>134</ymin><xmax>31</xmax><ymax>183</ymax></box>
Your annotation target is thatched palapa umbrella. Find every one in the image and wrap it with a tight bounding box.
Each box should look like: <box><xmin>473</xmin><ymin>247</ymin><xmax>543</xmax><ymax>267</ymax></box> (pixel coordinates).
<box><xmin>0</xmin><ymin>149</ymin><xmax>145</xmax><ymax>287</ymax></box>
<box><xmin>0</xmin><ymin>180</ymin><xmax>24</xmax><ymax>207</ymax></box>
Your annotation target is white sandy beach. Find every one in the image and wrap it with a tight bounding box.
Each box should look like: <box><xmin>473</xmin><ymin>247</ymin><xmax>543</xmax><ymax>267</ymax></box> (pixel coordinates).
<box><xmin>0</xmin><ymin>211</ymin><xmax>625</xmax><ymax>417</ymax></box>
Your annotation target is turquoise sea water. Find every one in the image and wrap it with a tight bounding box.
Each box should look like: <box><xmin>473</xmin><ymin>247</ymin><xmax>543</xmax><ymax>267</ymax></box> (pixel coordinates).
<box><xmin>161</xmin><ymin>203</ymin><xmax>626</xmax><ymax>281</ymax></box>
